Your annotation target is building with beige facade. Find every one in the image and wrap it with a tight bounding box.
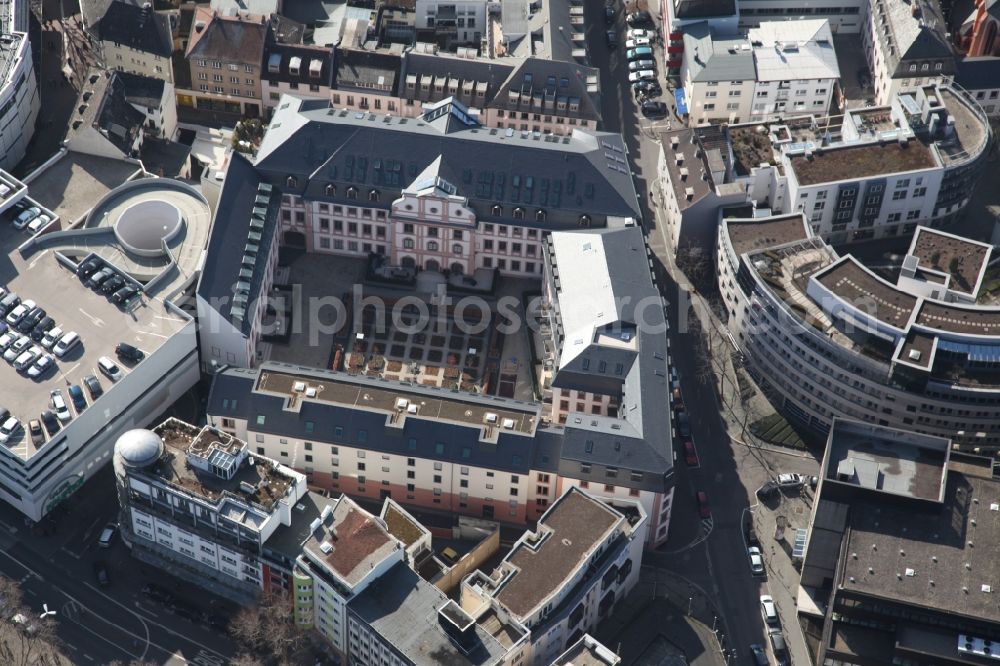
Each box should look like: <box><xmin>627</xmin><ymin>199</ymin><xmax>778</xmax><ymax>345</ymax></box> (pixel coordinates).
<box><xmin>89</xmin><ymin>0</ymin><xmax>174</xmax><ymax>83</ymax></box>
<box><xmin>180</xmin><ymin>6</ymin><xmax>268</xmax><ymax>116</ymax></box>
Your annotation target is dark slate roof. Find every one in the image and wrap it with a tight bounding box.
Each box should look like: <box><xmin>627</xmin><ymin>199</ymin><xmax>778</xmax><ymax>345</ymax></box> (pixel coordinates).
<box><xmin>885</xmin><ymin>0</ymin><xmax>956</xmax><ymax>76</ymax></box>
<box><xmin>489</xmin><ymin>58</ymin><xmax>602</xmax><ymax>123</ymax></box>
<box><xmin>94</xmin><ymin>0</ymin><xmax>173</xmax><ymax>58</ymax></box>
<box><xmin>139</xmin><ymin>138</ymin><xmax>192</xmax><ymax>178</ymax></box>
<box><xmin>400</xmin><ymin>51</ymin><xmax>514</xmax><ymax>109</ymax></box>
<box><xmin>254</xmin><ymin>97</ymin><xmax>640</xmax><ymax>221</ymax></box>
<box><xmin>347</xmin><ymin>562</ymin><xmax>507</xmax><ymax>666</ymax></box>
<box><xmin>118</xmin><ymin>71</ymin><xmax>165</xmax><ymax>108</ymax></box>
<box><xmin>207</xmin><ymin>364</ymin><xmax>542</xmax><ymax>476</ymax></box>
<box><xmin>69</xmin><ymin>69</ymin><xmax>146</xmax><ymax>157</ymax></box>
<box><xmin>270</xmin><ymin>14</ymin><xmax>306</xmax><ymax>45</ymax></box>
<box><xmin>263</xmin><ymin>40</ymin><xmax>334</xmax><ymax>87</ymax></box>
<box><xmin>333</xmin><ymin>47</ymin><xmax>402</xmax><ymax>93</ymax></box>
<box><xmin>196</xmin><ymin>152</ymin><xmax>280</xmax><ymax>335</ymax></box>
<box><xmin>186</xmin><ymin>7</ymin><xmax>269</xmax><ymax>62</ymax></box>
<box><xmin>956</xmin><ymin>56</ymin><xmax>1000</xmax><ymax>90</ymax></box>
<box><xmin>262</xmin><ymin>490</ymin><xmax>339</xmax><ymax>567</ymax></box>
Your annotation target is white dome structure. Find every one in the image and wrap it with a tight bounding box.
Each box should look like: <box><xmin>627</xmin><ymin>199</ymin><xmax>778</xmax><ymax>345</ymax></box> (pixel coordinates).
<box><xmin>114</xmin><ymin>429</ymin><xmax>163</xmax><ymax>469</ymax></box>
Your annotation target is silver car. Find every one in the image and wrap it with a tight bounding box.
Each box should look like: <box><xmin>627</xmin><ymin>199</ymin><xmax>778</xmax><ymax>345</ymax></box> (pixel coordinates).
<box><xmin>628</xmin><ymin>59</ymin><xmax>656</xmax><ymax>72</ymax></box>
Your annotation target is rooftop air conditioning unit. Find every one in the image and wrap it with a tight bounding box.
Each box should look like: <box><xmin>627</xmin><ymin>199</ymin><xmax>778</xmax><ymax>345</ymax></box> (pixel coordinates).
<box><xmin>396</xmin><ymin>398</ymin><xmax>409</xmax><ymax>410</ymax></box>
<box><xmin>319</xmin><ymin>541</ymin><xmax>334</xmax><ymax>554</ymax></box>
<box><xmin>502</xmin><ymin>418</ymin><xmax>515</xmax><ymax>429</ymax></box>
<box><xmin>407</xmin><ymin>404</ymin><xmax>418</xmax><ymax>414</ymax></box>
<box><xmin>306</xmin><ymin>388</ymin><xmax>317</xmax><ymax>398</ymax></box>
<box><xmin>485</xmin><ymin>412</ymin><xmax>498</xmax><ymax>424</ymax></box>
<box><xmin>239</xmin><ymin>481</ymin><xmax>256</xmax><ymax>494</ymax></box>
<box><xmin>908</xmin><ymin>349</ymin><xmax>921</xmax><ymax>361</ymax></box>
<box><xmin>293</xmin><ymin>381</ymin><xmax>306</xmax><ymax>392</ymax></box>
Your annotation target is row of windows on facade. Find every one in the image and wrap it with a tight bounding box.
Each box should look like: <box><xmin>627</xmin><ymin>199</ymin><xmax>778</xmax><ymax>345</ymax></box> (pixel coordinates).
<box><xmin>195</xmin><ymin>60</ymin><xmax>255</xmax><ymax>72</ymax></box>
<box><xmin>198</xmin><ymin>84</ymin><xmax>255</xmax><ymax>97</ymax></box>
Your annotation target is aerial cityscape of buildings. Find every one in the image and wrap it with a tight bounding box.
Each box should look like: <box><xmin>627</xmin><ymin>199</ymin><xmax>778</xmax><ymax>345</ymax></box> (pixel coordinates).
<box><xmin>0</xmin><ymin>0</ymin><xmax>995</xmax><ymax>662</ymax></box>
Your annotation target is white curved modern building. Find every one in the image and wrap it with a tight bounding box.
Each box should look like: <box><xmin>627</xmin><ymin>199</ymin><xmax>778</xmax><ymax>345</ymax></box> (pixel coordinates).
<box><xmin>717</xmin><ymin>212</ymin><xmax>1000</xmax><ymax>452</ymax></box>
<box><xmin>0</xmin><ymin>0</ymin><xmax>40</xmax><ymax>170</ymax></box>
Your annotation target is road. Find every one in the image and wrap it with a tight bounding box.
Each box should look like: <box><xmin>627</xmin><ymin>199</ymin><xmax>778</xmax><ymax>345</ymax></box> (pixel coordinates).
<box><xmin>0</xmin><ymin>466</ymin><xmax>238</xmax><ymax>665</ymax></box>
<box><xmin>584</xmin><ymin>2</ymin><xmax>822</xmax><ymax>663</ymax></box>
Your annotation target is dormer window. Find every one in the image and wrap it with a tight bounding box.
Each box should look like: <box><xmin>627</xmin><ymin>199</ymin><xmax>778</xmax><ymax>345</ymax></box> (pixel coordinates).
<box><xmin>347</xmin><ymin>187</ymin><xmax>358</xmax><ymax>200</ymax></box>
<box><xmin>286</xmin><ymin>176</ymin><xmax>298</xmax><ymax>188</ymax></box>
<box><xmin>513</xmin><ymin>207</ymin><xmax>525</xmax><ymax>220</ymax></box>
<box><xmin>369</xmin><ymin>189</ymin><xmax>379</xmax><ymax>202</ymax></box>
<box><xmin>579</xmin><ymin>215</ymin><xmax>591</xmax><ymax>227</ymax></box>
<box><xmin>536</xmin><ymin>209</ymin><xmax>546</xmax><ymax>222</ymax></box>
<box><xmin>492</xmin><ymin>205</ymin><xmax>502</xmax><ymax>216</ymax></box>
<box><xmin>325</xmin><ymin>183</ymin><xmax>336</xmax><ymax>196</ymax></box>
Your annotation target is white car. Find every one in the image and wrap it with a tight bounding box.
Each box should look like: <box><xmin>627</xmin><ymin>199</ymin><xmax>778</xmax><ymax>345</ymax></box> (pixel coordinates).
<box><xmin>26</xmin><ymin>354</ymin><xmax>54</xmax><ymax>378</ymax></box>
<box><xmin>3</xmin><ymin>335</ymin><xmax>29</xmax><ymax>362</ymax></box>
<box><xmin>50</xmin><ymin>390</ymin><xmax>72</xmax><ymax>423</ymax></box>
<box><xmin>26</xmin><ymin>214</ymin><xmax>51</xmax><ymax>233</ymax></box>
<box><xmin>0</xmin><ymin>417</ymin><xmax>20</xmax><ymax>443</ymax></box>
<box><xmin>52</xmin><ymin>331</ymin><xmax>80</xmax><ymax>358</ymax></box>
<box><xmin>760</xmin><ymin>594</ymin><xmax>778</xmax><ymax>625</ymax></box>
<box><xmin>5</xmin><ymin>300</ymin><xmax>35</xmax><ymax>326</ymax></box>
<box><xmin>628</xmin><ymin>70</ymin><xmax>657</xmax><ymax>82</ymax></box>
<box><xmin>40</xmin><ymin>326</ymin><xmax>63</xmax><ymax>350</ymax></box>
<box><xmin>748</xmin><ymin>546</ymin><xmax>764</xmax><ymax>575</ymax></box>
<box><xmin>13</xmin><ymin>346</ymin><xmax>42</xmax><ymax>372</ymax></box>
<box><xmin>776</xmin><ymin>473</ymin><xmax>805</xmax><ymax>488</ymax></box>
<box><xmin>626</xmin><ymin>37</ymin><xmax>651</xmax><ymax>48</ymax></box>
<box><xmin>627</xmin><ymin>28</ymin><xmax>652</xmax><ymax>39</ymax></box>
<box><xmin>0</xmin><ymin>330</ymin><xmax>17</xmax><ymax>352</ymax></box>
<box><xmin>98</xmin><ymin>356</ymin><xmax>123</xmax><ymax>382</ymax></box>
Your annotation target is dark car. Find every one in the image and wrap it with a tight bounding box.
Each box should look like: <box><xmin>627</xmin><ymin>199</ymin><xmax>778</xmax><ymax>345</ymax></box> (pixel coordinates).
<box><xmin>93</xmin><ymin>561</ymin><xmax>110</xmax><ymax>587</ymax></box>
<box><xmin>30</xmin><ymin>316</ymin><xmax>54</xmax><ymax>341</ymax></box>
<box><xmin>17</xmin><ymin>307</ymin><xmax>45</xmax><ymax>333</ymax></box>
<box><xmin>605</xmin><ymin>29</ymin><xmax>617</xmax><ymax>47</ymax></box>
<box><xmin>76</xmin><ymin>258</ymin><xmax>101</xmax><ymax>279</ymax></box>
<box><xmin>101</xmin><ymin>275</ymin><xmax>125</xmax><ymax>294</ymax></box>
<box><xmin>683</xmin><ymin>441</ymin><xmax>698</xmax><ymax>466</ymax></box>
<box><xmin>203</xmin><ymin>612</ymin><xmax>229</xmax><ymax>631</ymax></box>
<box><xmin>642</xmin><ymin>100</ymin><xmax>668</xmax><ymax>117</ymax></box>
<box><xmin>676</xmin><ymin>411</ymin><xmax>691</xmax><ymax>438</ymax></box>
<box><xmin>115</xmin><ymin>342</ymin><xmax>145</xmax><ymax>363</ymax></box>
<box><xmin>67</xmin><ymin>384</ymin><xmax>87</xmax><ymax>413</ymax></box>
<box><xmin>696</xmin><ymin>490</ymin><xmax>711</xmax><ymax>518</ymax></box>
<box><xmin>626</xmin><ymin>10</ymin><xmax>652</xmax><ymax>25</ymax></box>
<box><xmin>87</xmin><ymin>267</ymin><xmax>114</xmax><ymax>289</ymax></box>
<box><xmin>633</xmin><ymin>80</ymin><xmax>662</xmax><ymax>97</ymax></box>
<box><xmin>113</xmin><ymin>287</ymin><xmax>138</xmax><ymax>304</ymax></box>
<box><xmin>83</xmin><ymin>374</ymin><xmax>103</xmax><ymax>399</ymax></box>
<box><xmin>142</xmin><ymin>583</ymin><xmax>175</xmax><ymax>604</ymax></box>
<box><xmin>756</xmin><ymin>480</ymin><xmax>779</xmax><ymax>499</ymax></box>
<box><xmin>750</xmin><ymin>644</ymin><xmax>768</xmax><ymax>666</ymax></box>
<box><xmin>604</xmin><ymin>5</ymin><xmax>615</xmax><ymax>24</ymax></box>
<box><xmin>40</xmin><ymin>410</ymin><xmax>60</xmax><ymax>436</ymax></box>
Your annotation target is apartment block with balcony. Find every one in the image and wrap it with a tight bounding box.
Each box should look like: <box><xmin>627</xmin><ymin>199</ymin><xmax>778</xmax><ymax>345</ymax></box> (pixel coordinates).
<box><xmin>726</xmin><ymin>83</ymin><xmax>991</xmax><ymax>242</ymax></box>
<box><xmin>112</xmin><ymin>420</ymin><xmax>308</xmax><ymax>603</ymax></box>
<box><xmin>716</xmin><ymin>211</ymin><xmax>1000</xmax><ymax>452</ymax></box>
<box><xmin>748</xmin><ymin>20</ymin><xmax>840</xmax><ymax>120</ymax></box>
<box><xmin>415</xmin><ymin>0</ymin><xmax>486</xmax><ymax>47</ymax></box>
<box><xmin>180</xmin><ymin>7</ymin><xmax>268</xmax><ymax>116</ymax></box>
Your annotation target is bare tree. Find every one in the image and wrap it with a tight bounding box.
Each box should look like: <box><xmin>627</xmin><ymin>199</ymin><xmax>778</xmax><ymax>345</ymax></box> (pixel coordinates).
<box><xmin>228</xmin><ymin>591</ymin><xmax>312</xmax><ymax>665</ymax></box>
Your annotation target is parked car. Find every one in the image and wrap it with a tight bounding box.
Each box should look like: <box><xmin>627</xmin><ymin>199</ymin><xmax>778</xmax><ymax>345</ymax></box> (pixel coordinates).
<box><xmin>40</xmin><ymin>410</ymin><xmax>60</xmax><ymax>436</ymax></box>
<box><xmin>68</xmin><ymin>384</ymin><xmax>87</xmax><ymax>413</ymax></box>
<box><xmin>628</xmin><ymin>59</ymin><xmax>656</xmax><ymax>72</ymax></box>
<box><xmin>626</xmin><ymin>10</ymin><xmax>652</xmax><ymax>25</ymax></box>
<box><xmin>683</xmin><ymin>440</ymin><xmax>698</xmax><ymax>466</ymax></box>
<box><xmin>676</xmin><ymin>411</ymin><xmax>691</xmax><ymax>437</ymax></box>
<box><xmin>628</xmin><ymin>70</ymin><xmax>656</xmax><ymax>82</ymax></box>
<box><xmin>0</xmin><ymin>330</ymin><xmax>17</xmax><ymax>352</ymax></box>
<box><xmin>750</xmin><ymin>643</ymin><xmax>768</xmax><ymax>666</ymax></box>
<box><xmin>760</xmin><ymin>595</ymin><xmax>778</xmax><ymax>626</ymax></box>
<box><xmin>17</xmin><ymin>307</ymin><xmax>46</xmax><ymax>333</ymax></box>
<box><xmin>5</xmin><ymin>300</ymin><xmax>35</xmax><ymax>326</ymax></box>
<box><xmin>0</xmin><ymin>292</ymin><xmax>18</xmax><ymax>317</ymax></box>
<box><xmin>627</xmin><ymin>28</ymin><xmax>652</xmax><ymax>39</ymax></box>
<box><xmin>769</xmin><ymin>628</ymin><xmax>789</xmax><ymax>666</ymax></box>
<box><xmin>626</xmin><ymin>37</ymin><xmax>651</xmax><ymax>48</ymax></box>
<box><xmin>141</xmin><ymin>583</ymin><xmax>175</xmax><ymax>604</ymax></box>
<box><xmin>76</xmin><ymin>258</ymin><xmax>101</xmax><ymax>279</ymax></box>
<box><xmin>3</xmin><ymin>335</ymin><xmax>30</xmax><ymax>362</ymax></box>
<box><xmin>747</xmin><ymin>546</ymin><xmax>764</xmax><ymax>575</ymax></box>
<box><xmin>0</xmin><ymin>417</ymin><xmax>20</xmax><ymax>443</ymax></box>
<box><xmin>633</xmin><ymin>80</ymin><xmax>662</xmax><ymax>97</ymax></box>
<box><xmin>102</xmin><ymin>275</ymin><xmax>126</xmax><ymax>295</ymax></box>
<box><xmin>113</xmin><ymin>287</ymin><xmax>138</xmax><ymax>304</ymax></box>
<box><xmin>696</xmin><ymin>490</ymin><xmax>711</xmax><ymax>518</ymax></box>
<box><xmin>87</xmin><ymin>267</ymin><xmax>114</xmax><ymax>289</ymax></box>
<box><xmin>28</xmin><ymin>419</ymin><xmax>43</xmax><ymax>445</ymax></box>
<box><xmin>757</xmin><ymin>480</ymin><xmax>779</xmax><ymax>499</ymax></box>
<box><xmin>13</xmin><ymin>346</ymin><xmax>42</xmax><ymax>372</ymax></box>
<box><xmin>115</xmin><ymin>342</ymin><xmax>144</xmax><ymax>363</ymax></box>
<box><xmin>626</xmin><ymin>46</ymin><xmax>654</xmax><ymax>61</ymax></box>
<box><xmin>26</xmin><ymin>354</ymin><xmax>55</xmax><ymax>379</ymax></box>
<box><xmin>605</xmin><ymin>30</ymin><xmax>618</xmax><ymax>47</ymax></box>
<box><xmin>604</xmin><ymin>4</ymin><xmax>615</xmax><ymax>24</ymax></box>
<box><xmin>83</xmin><ymin>374</ymin><xmax>103</xmax><ymax>399</ymax></box>
<box><xmin>641</xmin><ymin>100</ymin><xmax>668</xmax><ymax>116</ymax></box>
<box><xmin>50</xmin><ymin>390</ymin><xmax>71</xmax><ymax>422</ymax></box>
<box><xmin>53</xmin><ymin>331</ymin><xmax>80</xmax><ymax>358</ymax></box>
<box><xmin>776</xmin><ymin>473</ymin><xmax>804</xmax><ymax>488</ymax></box>
<box><xmin>11</xmin><ymin>207</ymin><xmax>40</xmax><ymax>230</ymax></box>
<box><xmin>30</xmin><ymin>316</ymin><xmax>55</xmax><ymax>341</ymax></box>
<box><xmin>26</xmin><ymin>214</ymin><xmax>51</xmax><ymax>233</ymax></box>
<box><xmin>97</xmin><ymin>522</ymin><xmax>117</xmax><ymax>548</ymax></box>
<box><xmin>40</xmin><ymin>326</ymin><xmax>63</xmax><ymax>350</ymax></box>
<box><xmin>93</xmin><ymin>561</ymin><xmax>110</xmax><ymax>587</ymax></box>
<box><xmin>98</xmin><ymin>356</ymin><xmax>123</xmax><ymax>381</ymax></box>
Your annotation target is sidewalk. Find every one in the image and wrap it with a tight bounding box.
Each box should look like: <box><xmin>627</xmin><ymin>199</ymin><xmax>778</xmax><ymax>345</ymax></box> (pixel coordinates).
<box><xmin>597</xmin><ymin>567</ymin><xmax>729</xmax><ymax>665</ymax></box>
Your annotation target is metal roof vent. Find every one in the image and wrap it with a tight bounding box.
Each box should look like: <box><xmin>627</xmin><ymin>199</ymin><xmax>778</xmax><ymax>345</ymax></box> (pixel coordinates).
<box><xmin>984</xmin><ymin>584</ymin><xmax>993</xmax><ymax>593</ymax></box>
<box><xmin>868</xmin><ymin>567</ymin><xmax>875</xmax><ymax>574</ymax></box>
<box><xmin>905</xmin><ymin>568</ymin><xmax>915</xmax><ymax>577</ymax></box>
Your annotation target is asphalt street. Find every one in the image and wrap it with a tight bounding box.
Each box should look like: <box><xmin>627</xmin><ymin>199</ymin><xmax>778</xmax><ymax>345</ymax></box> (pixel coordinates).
<box><xmin>0</xmin><ymin>466</ymin><xmax>237</xmax><ymax>665</ymax></box>
<box><xmin>585</xmin><ymin>1</ymin><xmax>823</xmax><ymax>663</ymax></box>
